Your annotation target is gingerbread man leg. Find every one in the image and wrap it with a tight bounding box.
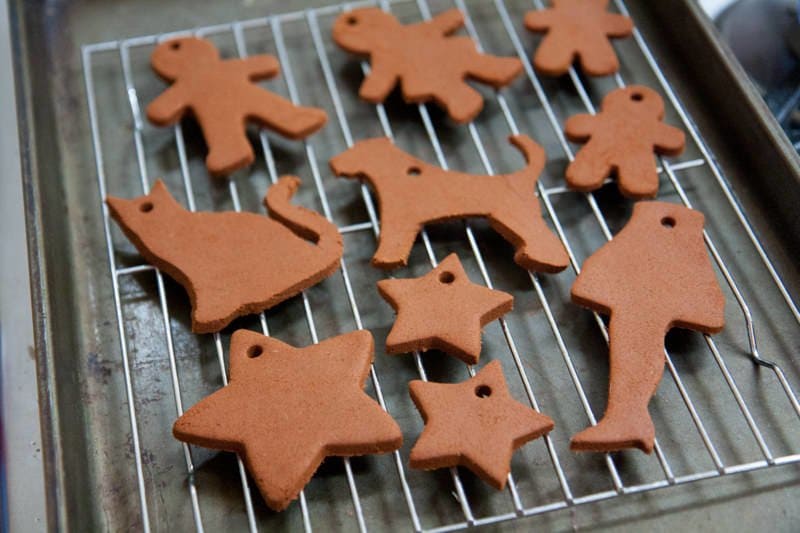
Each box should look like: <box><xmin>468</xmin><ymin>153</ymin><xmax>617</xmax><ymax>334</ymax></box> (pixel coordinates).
<box><xmin>571</xmin><ymin>311</ymin><xmax>664</xmax><ymax>453</ymax></box>
<box><xmin>616</xmin><ymin>151</ymin><xmax>659</xmax><ymax>199</ymax></box>
<box><xmin>532</xmin><ymin>29</ymin><xmax>577</xmax><ymax>76</ymax></box>
<box><xmin>197</xmin><ymin>109</ymin><xmax>255</xmax><ymax>176</ymax></box>
<box><xmin>577</xmin><ymin>34</ymin><xmax>620</xmax><ymax>77</ymax></box>
<box><xmin>565</xmin><ymin>140</ymin><xmax>614</xmax><ymax>192</ymax></box>
<box><xmin>401</xmin><ymin>73</ymin><xmax>483</xmax><ymax>124</ymax></box>
<box><xmin>249</xmin><ymin>89</ymin><xmax>328</xmax><ymax>140</ymax></box>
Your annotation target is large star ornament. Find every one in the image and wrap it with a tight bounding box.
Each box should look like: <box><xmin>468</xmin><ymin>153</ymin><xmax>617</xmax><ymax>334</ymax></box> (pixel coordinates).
<box><xmin>376</xmin><ymin>253</ymin><xmax>513</xmax><ymax>364</ymax></box>
<box><xmin>409</xmin><ymin>360</ymin><xmax>554</xmax><ymax>489</ymax></box>
<box><xmin>173</xmin><ymin>329</ymin><xmax>403</xmax><ymax>511</ymax></box>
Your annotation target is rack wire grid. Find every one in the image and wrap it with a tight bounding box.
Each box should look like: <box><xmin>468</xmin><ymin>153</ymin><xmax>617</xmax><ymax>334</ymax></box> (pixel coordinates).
<box><xmin>80</xmin><ymin>0</ymin><xmax>800</xmax><ymax>531</ymax></box>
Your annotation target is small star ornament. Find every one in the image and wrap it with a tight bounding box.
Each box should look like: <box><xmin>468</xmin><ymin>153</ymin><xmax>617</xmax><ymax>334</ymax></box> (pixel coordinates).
<box><xmin>173</xmin><ymin>329</ymin><xmax>402</xmax><ymax>511</ymax></box>
<box><xmin>409</xmin><ymin>360</ymin><xmax>555</xmax><ymax>489</ymax></box>
<box><xmin>376</xmin><ymin>254</ymin><xmax>513</xmax><ymax>364</ymax></box>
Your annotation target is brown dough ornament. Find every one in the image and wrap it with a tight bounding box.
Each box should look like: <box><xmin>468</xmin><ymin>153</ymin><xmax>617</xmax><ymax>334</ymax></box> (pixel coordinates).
<box><xmin>524</xmin><ymin>0</ymin><xmax>633</xmax><ymax>77</ymax></box>
<box><xmin>329</xmin><ymin>134</ymin><xmax>568</xmax><ymax>272</ymax></box>
<box><xmin>173</xmin><ymin>329</ymin><xmax>403</xmax><ymax>511</ymax></box>
<box><xmin>332</xmin><ymin>8</ymin><xmax>522</xmax><ymax>123</ymax></box>
<box><xmin>570</xmin><ymin>202</ymin><xmax>725</xmax><ymax>453</ymax></box>
<box><xmin>564</xmin><ymin>85</ymin><xmax>685</xmax><ymax>199</ymax></box>
<box><xmin>409</xmin><ymin>360</ymin><xmax>554</xmax><ymax>489</ymax></box>
<box><xmin>147</xmin><ymin>37</ymin><xmax>327</xmax><ymax>176</ymax></box>
<box><xmin>377</xmin><ymin>253</ymin><xmax>513</xmax><ymax>365</ymax></box>
<box><xmin>106</xmin><ymin>176</ymin><xmax>342</xmax><ymax>333</ymax></box>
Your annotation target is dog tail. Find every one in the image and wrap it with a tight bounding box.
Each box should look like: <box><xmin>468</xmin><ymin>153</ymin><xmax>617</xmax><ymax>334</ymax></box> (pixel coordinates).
<box><xmin>264</xmin><ymin>176</ymin><xmax>343</xmax><ymax>257</ymax></box>
<box><xmin>506</xmin><ymin>134</ymin><xmax>546</xmax><ymax>194</ymax></box>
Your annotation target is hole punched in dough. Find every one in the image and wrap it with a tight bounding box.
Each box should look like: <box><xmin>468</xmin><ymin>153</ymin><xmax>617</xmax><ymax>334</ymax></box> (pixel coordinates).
<box><xmin>140</xmin><ymin>201</ymin><xmax>154</xmax><ymax>213</ymax></box>
<box><xmin>475</xmin><ymin>385</ymin><xmax>492</xmax><ymax>398</ymax></box>
<box><xmin>247</xmin><ymin>345</ymin><xmax>264</xmax><ymax>358</ymax></box>
<box><xmin>438</xmin><ymin>271</ymin><xmax>455</xmax><ymax>284</ymax></box>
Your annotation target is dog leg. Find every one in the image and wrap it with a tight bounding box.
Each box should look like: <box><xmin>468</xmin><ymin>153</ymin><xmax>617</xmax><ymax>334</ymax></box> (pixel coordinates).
<box><xmin>489</xmin><ymin>207</ymin><xmax>568</xmax><ymax>273</ymax></box>
<box><xmin>372</xmin><ymin>218</ymin><xmax>420</xmax><ymax>269</ymax></box>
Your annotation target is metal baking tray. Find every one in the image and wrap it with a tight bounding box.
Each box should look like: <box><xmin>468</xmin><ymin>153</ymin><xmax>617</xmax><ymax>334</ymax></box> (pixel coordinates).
<box><xmin>11</xmin><ymin>0</ymin><xmax>800</xmax><ymax>530</ymax></box>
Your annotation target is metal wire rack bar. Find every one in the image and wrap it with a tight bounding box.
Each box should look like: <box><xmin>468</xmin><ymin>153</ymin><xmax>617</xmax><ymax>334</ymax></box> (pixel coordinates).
<box><xmin>80</xmin><ymin>0</ymin><xmax>800</xmax><ymax>531</ymax></box>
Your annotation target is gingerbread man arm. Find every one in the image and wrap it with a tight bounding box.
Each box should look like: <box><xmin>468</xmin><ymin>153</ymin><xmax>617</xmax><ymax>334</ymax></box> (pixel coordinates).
<box><xmin>146</xmin><ymin>84</ymin><xmax>189</xmax><ymax>126</ymax></box>
<box><xmin>426</xmin><ymin>8</ymin><xmax>465</xmax><ymax>36</ymax></box>
<box><xmin>359</xmin><ymin>59</ymin><xmax>399</xmax><ymax>103</ymax></box>
<box><xmin>653</xmin><ymin>123</ymin><xmax>686</xmax><ymax>156</ymax></box>
<box><xmin>564</xmin><ymin>113</ymin><xmax>599</xmax><ymax>142</ymax></box>
<box><xmin>602</xmin><ymin>12</ymin><xmax>634</xmax><ymax>37</ymax></box>
<box><xmin>523</xmin><ymin>10</ymin><xmax>556</xmax><ymax>32</ymax></box>
<box><xmin>237</xmin><ymin>55</ymin><xmax>280</xmax><ymax>81</ymax></box>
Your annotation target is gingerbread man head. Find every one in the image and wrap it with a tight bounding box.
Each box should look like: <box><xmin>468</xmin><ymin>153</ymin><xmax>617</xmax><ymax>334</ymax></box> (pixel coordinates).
<box><xmin>151</xmin><ymin>37</ymin><xmax>221</xmax><ymax>81</ymax></box>
<box><xmin>602</xmin><ymin>85</ymin><xmax>665</xmax><ymax>121</ymax></box>
<box><xmin>333</xmin><ymin>8</ymin><xmax>399</xmax><ymax>54</ymax></box>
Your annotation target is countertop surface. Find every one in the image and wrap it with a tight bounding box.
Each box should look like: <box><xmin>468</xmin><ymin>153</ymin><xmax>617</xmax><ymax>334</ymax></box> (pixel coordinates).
<box><xmin>0</xmin><ymin>0</ymin><xmax>46</xmax><ymax>530</ymax></box>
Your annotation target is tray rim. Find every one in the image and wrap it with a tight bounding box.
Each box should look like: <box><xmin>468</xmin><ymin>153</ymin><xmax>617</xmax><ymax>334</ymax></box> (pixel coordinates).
<box><xmin>10</xmin><ymin>0</ymin><xmax>800</xmax><ymax>529</ymax></box>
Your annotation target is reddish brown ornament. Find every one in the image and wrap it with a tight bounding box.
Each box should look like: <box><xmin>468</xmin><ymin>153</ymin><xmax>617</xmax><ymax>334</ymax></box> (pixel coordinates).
<box><xmin>564</xmin><ymin>85</ymin><xmax>685</xmax><ymax>199</ymax></box>
<box><xmin>147</xmin><ymin>37</ymin><xmax>327</xmax><ymax>176</ymax></box>
<box><xmin>106</xmin><ymin>176</ymin><xmax>342</xmax><ymax>333</ymax></box>
<box><xmin>409</xmin><ymin>360</ymin><xmax>554</xmax><ymax>489</ymax></box>
<box><xmin>570</xmin><ymin>202</ymin><xmax>725</xmax><ymax>453</ymax></box>
<box><xmin>174</xmin><ymin>329</ymin><xmax>402</xmax><ymax>511</ymax></box>
<box><xmin>377</xmin><ymin>254</ymin><xmax>513</xmax><ymax>364</ymax></box>
<box><xmin>332</xmin><ymin>7</ymin><xmax>522</xmax><ymax>123</ymax></box>
<box><xmin>329</xmin><ymin>134</ymin><xmax>568</xmax><ymax>272</ymax></box>
<box><xmin>524</xmin><ymin>0</ymin><xmax>633</xmax><ymax>77</ymax></box>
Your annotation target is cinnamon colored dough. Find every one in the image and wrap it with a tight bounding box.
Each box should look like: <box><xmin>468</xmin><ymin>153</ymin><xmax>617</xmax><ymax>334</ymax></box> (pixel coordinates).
<box><xmin>570</xmin><ymin>202</ymin><xmax>725</xmax><ymax>453</ymax></box>
<box><xmin>377</xmin><ymin>254</ymin><xmax>513</xmax><ymax>365</ymax></box>
<box><xmin>106</xmin><ymin>176</ymin><xmax>342</xmax><ymax>333</ymax></box>
<box><xmin>564</xmin><ymin>85</ymin><xmax>685</xmax><ymax>199</ymax></box>
<box><xmin>147</xmin><ymin>37</ymin><xmax>327</xmax><ymax>176</ymax></box>
<box><xmin>524</xmin><ymin>0</ymin><xmax>633</xmax><ymax>76</ymax></box>
<box><xmin>329</xmin><ymin>134</ymin><xmax>568</xmax><ymax>272</ymax></box>
<box><xmin>409</xmin><ymin>360</ymin><xmax>554</xmax><ymax>489</ymax></box>
<box><xmin>173</xmin><ymin>329</ymin><xmax>402</xmax><ymax>511</ymax></box>
<box><xmin>332</xmin><ymin>7</ymin><xmax>522</xmax><ymax>123</ymax></box>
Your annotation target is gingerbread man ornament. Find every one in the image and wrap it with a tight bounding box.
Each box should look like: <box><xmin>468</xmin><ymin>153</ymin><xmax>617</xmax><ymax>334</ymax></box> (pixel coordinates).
<box><xmin>147</xmin><ymin>37</ymin><xmax>327</xmax><ymax>176</ymax></box>
<box><xmin>564</xmin><ymin>85</ymin><xmax>685</xmax><ymax>199</ymax></box>
<box><xmin>333</xmin><ymin>8</ymin><xmax>522</xmax><ymax>123</ymax></box>
<box><xmin>525</xmin><ymin>0</ymin><xmax>633</xmax><ymax>77</ymax></box>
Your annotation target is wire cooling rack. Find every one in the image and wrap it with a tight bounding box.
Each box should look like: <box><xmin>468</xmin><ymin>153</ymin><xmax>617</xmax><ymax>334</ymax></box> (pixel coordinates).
<box><xmin>81</xmin><ymin>0</ymin><xmax>800</xmax><ymax>531</ymax></box>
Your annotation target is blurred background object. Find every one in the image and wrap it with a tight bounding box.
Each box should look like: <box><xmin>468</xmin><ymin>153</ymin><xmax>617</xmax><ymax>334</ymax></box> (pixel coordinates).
<box><xmin>701</xmin><ymin>0</ymin><xmax>800</xmax><ymax>149</ymax></box>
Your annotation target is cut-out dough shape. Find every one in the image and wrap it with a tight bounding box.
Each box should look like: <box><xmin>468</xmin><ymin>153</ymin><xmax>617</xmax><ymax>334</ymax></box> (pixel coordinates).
<box><xmin>409</xmin><ymin>360</ymin><xmax>554</xmax><ymax>489</ymax></box>
<box><xmin>147</xmin><ymin>37</ymin><xmax>327</xmax><ymax>176</ymax></box>
<box><xmin>377</xmin><ymin>253</ymin><xmax>513</xmax><ymax>364</ymax></box>
<box><xmin>524</xmin><ymin>0</ymin><xmax>634</xmax><ymax>76</ymax></box>
<box><xmin>329</xmin><ymin>134</ymin><xmax>568</xmax><ymax>272</ymax></box>
<box><xmin>570</xmin><ymin>202</ymin><xmax>725</xmax><ymax>453</ymax></box>
<box><xmin>332</xmin><ymin>7</ymin><xmax>522</xmax><ymax>123</ymax></box>
<box><xmin>564</xmin><ymin>85</ymin><xmax>685</xmax><ymax>199</ymax></box>
<box><xmin>173</xmin><ymin>329</ymin><xmax>402</xmax><ymax>511</ymax></box>
<box><xmin>106</xmin><ymin>176</ymin><xmax>342</xmax><ymax>333</ymax></box>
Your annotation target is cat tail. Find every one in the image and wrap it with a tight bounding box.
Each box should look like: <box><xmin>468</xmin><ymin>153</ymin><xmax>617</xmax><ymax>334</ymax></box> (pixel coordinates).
<box><xmin>506</xmin><ymin>134</ymin><xmax>546</xmax><ymax>196</ymax></box>
<box><xmin>264</xmin><ymin>176</ymin><xmax>344</xmax><ymax>257</ymax></box>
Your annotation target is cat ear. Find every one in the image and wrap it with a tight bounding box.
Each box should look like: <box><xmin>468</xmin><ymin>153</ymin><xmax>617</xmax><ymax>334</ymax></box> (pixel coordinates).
<box><xmin>105</xmin><ymin>194</ymin><xmax>140</xmax><ymax>222</ymax></box>
<box><xmin>149</xmin><ymin>179</ymin><xmax>178</xmax><ymax>203</ymax></box>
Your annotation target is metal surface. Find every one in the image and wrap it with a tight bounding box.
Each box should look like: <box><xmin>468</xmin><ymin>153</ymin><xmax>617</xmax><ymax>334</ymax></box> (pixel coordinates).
<box><xmin>11</xmin><ymin>0</ymin><xmax>800</xmax><ymax>530</ymax></box>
